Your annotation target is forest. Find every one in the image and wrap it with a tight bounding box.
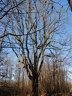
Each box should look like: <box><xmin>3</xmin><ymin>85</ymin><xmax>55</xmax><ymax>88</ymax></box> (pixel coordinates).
<box><xmin>0</xmin><ymin>0</ymin><xmax>72</xmax><ymax>96</ymax></box>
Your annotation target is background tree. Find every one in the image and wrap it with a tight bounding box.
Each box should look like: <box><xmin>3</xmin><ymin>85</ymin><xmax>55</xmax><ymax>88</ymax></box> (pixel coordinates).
<box><xmin>68</xmin><ymin>0</ymin><xmax>72</xmax><ymax>11</ymax></box>
<box><xmin>39</xmin><ymin>58</ymin><xmax>71</xmax><ymax>96</ymax></box>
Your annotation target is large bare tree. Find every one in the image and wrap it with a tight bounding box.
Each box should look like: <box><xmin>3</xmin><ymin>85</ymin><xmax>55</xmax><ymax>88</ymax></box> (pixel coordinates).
<box><xmin>0</xmin><ymin>0</ymin><xmax>70</xmax><ymax>96</ymax></box>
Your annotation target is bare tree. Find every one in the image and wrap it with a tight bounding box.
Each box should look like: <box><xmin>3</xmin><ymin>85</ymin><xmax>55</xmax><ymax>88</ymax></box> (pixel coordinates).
<box><xmin>0</xmin><ymin>0</ymin><xmax>71</xmax><ymax>20</ymax></box>
<box><xmin>0</xmin><ymin>0</ymin><xmax>70</xmax><ymax>96</ymax></box>
<box><xmin>39</xmin><ymin>58</ymin><xmax>71</xmax><ymax>96</ymax></box>
<box><xmin>0</xmin><ymin>0</ymin><xmax>25</xmax><ymax>19</ymax></box>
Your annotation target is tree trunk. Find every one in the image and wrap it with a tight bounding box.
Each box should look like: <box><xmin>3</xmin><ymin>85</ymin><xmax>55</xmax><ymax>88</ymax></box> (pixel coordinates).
<box><xmin>31</xmin><ymin>74</ymin><xmax>38</xmax><ymax>96</ymax></box>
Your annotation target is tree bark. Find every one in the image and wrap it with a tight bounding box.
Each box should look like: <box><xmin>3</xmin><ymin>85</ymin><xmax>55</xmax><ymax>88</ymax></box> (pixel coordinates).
<box><xmin>31</xmin><ymin>73</ymin><xmax>38</xmax><ymax>96</ymax></box>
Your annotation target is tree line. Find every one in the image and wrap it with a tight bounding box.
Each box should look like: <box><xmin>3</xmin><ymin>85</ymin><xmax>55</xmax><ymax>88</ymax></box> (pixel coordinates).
<box><xmin>0</xmin><ymin>54</ymin><xmax>71</xmax><ymax>96</ymax></box>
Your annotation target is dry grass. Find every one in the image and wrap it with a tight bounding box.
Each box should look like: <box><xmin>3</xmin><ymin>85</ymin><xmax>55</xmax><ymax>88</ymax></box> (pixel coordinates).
<box><xmin>39</xmin><ymin>93</ymin><xmax>72</xmax><ymax>96</ymax></box>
